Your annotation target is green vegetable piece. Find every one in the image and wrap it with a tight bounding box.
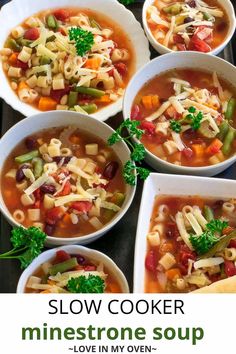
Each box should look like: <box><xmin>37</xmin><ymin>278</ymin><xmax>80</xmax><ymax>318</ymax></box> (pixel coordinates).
<box><xmin>15</xmin><ymin>150</ymin><xmax>39</xmax><ymax>164</ymax></box>
<box><xmin>103</xmin><ymin>192</ymin><xmax>126</xmax><ymax>221</ymax></box>
<box><xmin>218</xmin><ymin>121</ymin><xmax>229</xmax><ymax>141</ymax></box>
<box><xmin>203</xmin><ymin>205</ymin><xmax>214</xmax><ymax>222</ymax></box>
<box><xmin>16</xmin><ymin>37</ymin><xmax>32</xmax><ymax>47</ymax></box>
<box><xmin>67</xmin><ymin>275</ymin><xmax>105</xmax><ymax>293</ymax></box>
<box><xmin>32</xmin><ymin>157</ymin><xmax>43</xmax><ymax>179</ymax></box>
<box><xmin>75</xmin><ymin>86</ymin><xmax>105</xmax><ymax>98</ymax></box>
<box><xmin>47</xmin><ymin>14</ymin><xmax>58</xmax><ymax>29</ymax></box>
<box><xmin>80</xmin><ymin>104</ymin><xmax>98</xmax><ymax>114</ymax></box>
<box><xmin>200</xmin><ymin>230</ymin><xmax>236</xmax><ymax>259</ymax></box>
<box><xmin>222</xmin><ymin>127</ymin><xmax>235</xmax><ymax>155</ymax></box>
<box><xmin>46</xmin><ymin>35</ymin><xmax>56</xmax><ymax>42</ymax></box>
<box><xmin>203</xmin><ymin>12</ymin><xmax>214</xmax><ymax>21</ymax></box>
<box><xmin>69</xmin><ymin>27</ymin><xmax>94</xmax><ymax>57</ymax></box>
<box><xmin>68</xmin><ymin>91</ymin><xmax>79</xmax><ymax>107</ymax></box>
<box><xmin>225</xmin><ymin>98</ymin><xmax>236</xmax><ymax>121</ymax></box>
<box><xmin>49</xmin><ymin>257</ymin><xmax>78</xmax><ymax>276</ymax></box>
<box><xmin>6</xmin><ymin>38</ymin><xmax>21</xmax><ymax>52</ymax></box>
<box><xmin>80</xmin><ymin>177</ymin><xmax>90</xmax><ymax>190</ymax></box>
<box><xmin>170</xmin><ymin>120</ymin><xmax>182</xmax><ymax>133</ymax></box>
<box><xmin>0</xmin><ymin>227</ymin><xmax>46</xmax><ymax>269</ymax></box>
<box><xmin>163</xmin><ymin>3</ymin><xmax>182</xmax><ymax>15</ymax></box>
<box><xmin>40</xmin><ymin>56</ymin><xmax>51</xmax><ymax>65</ymax></box>
<box><xmin>198</xmin><ymin>120</ymin><xmax>216</xmax><ymax>138</ymax></box>
<box><xmin>90</xmin><ymin>18</ymin><xmax>102</xmax><ymax>30</ymax></box>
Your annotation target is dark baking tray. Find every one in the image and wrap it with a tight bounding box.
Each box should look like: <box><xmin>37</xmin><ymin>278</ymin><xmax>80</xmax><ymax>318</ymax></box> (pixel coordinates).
<box><xmin>0</xmin><ymin>0</ymin><xmax>236</xmax><ymax>292</ymax></box>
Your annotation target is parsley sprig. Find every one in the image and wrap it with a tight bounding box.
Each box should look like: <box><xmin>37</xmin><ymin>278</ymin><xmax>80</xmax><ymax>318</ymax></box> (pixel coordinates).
<box><xmin>0</xmin><ymin>227</ymin><xmax>46</xmax><ymax>269</ymax></box>
<box><xmin>189</xmin><ymin>219</ymin><xmax>228</xmax><ymax>256</ymax></box>
<box><xmin>69</xmin><ymin>27</ymin><xmax>94</xmax><ymax>57</ymax></box>
<box><xmin>67</xmin><ymin>275</ymin><xmax>105</xmax><ymax>293</ymax></box>
<box><xmin>118</xmin><ymin>0</ymin><xmax>136</xmax><ymax>5</ymax></box>
<box><xmin>108</xmin><ymin>119</ymin><xmax>150</xmax><ymax>186</ymax></box>
<box><xmin>170</xmin><ymin>106</ymin><xmax>203</xmax><ymax>133</ymax></box>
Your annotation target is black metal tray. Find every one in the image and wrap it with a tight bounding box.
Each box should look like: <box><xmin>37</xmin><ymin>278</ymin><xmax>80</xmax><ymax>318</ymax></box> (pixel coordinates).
<box><xmin>0</xmin><ymin>0</ymin><xmax>236</xmax><ymax>293</ymax></box>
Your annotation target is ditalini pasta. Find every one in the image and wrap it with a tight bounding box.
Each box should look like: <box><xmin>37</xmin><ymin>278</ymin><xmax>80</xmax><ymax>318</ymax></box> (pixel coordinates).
<box><xmin>145</xmin><ymin>195</ymin><xmax>236</xmax><ymax>293</ymax></box>
<box><xmin>131</xmin><ymin>68</ymin><xmax>236</xmax><ymax>167</ymax></box>
<box><xmin>2</xmin><ymin>126</ymin><xmax>126</xmax><ymax>238</ymax></box>
<box><xmin>0</xmin><ymin>8</ymin><xmax>134</xmax><ymax>113</ymax></box>
<box><xmin>146</xmin><ymin>0</ymin><xmax>228</xmax><ymax>52</ymax></box>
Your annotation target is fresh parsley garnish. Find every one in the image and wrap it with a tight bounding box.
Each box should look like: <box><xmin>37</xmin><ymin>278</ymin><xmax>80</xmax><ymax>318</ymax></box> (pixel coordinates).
<box><xmin>67</xmin><ymin>275</ymin><xmax>105</xmax><ymax>293</ymax></box>
<box><xmin>189</xmin><ymin>219</ymin><xmax>229</xmax><ymax>255</ymax></box>
<box><xmin>118</xmin><ymin>0</ymin><xmax>136</xmax><ymax>5</ymax></box>
<box><xmin>170</xmin><ymin>120</ymin><xmax>182</xmax><ymax>133</ymax></box>
<box><xmin>186</xmin><ymin>106</ymin><xmax>203</xmax><ymax>130</ymax></box>
<box><xmin>0</xmin><ymin>227</ymin><xmax>46</xmax><ymax>269</ymax></box>
<box><xmin>108</xmin><ymin>119</ymin><xmax>150</xmax><ymax>186</ymax></box>
<box><xmin>69</xmin><ymin>27</ymin><xmax>94</xmax><ymax>57</ymax></box>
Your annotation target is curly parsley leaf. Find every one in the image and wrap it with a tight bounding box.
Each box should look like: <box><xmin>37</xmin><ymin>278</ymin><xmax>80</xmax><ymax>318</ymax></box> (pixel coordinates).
<box><xmin>131</xmin><ymin>143</ymin><xmax>146</xmax><ymax>162</ymax></box>
<box><xmin>69</xmin><ymin>27</ymin><xmax>94</xmax><ymax>57</ymax></box>
<box><xmin>123</xmin><ymin>160</ymin><xmax>136</xmax><ymax>186</ymax></box>
<box><xmin>136</xmin><ymin>167</ymin><xmax>150</xmax><ymax>180</ymax></box>
<box><xmin>0</xmin><ymin>227</ymin><xmax>46</xmax><ymax>269</ymax></box>
<box><xmin>206</xmin><ymin>219</ymin><xmax>228</xmax><ymax>235</ymax></box>
<box><xmin>170</xmin><ymin>120</ymin><xmax>182</xmax><ymax>133</ymax></box>
<box><xmin>186</xmin><ymin>106</ymin><xmax>203</xmax><ymax>130</ymax></box>
<box><xmin>67</xmin><ymin>275</ymin><xmax>105</xmax><ymax>293</ymax></box>
<box><xmin>118</xmin><ymin>0</ymin><xmax>136</xmax><ymax>5</ymax></box>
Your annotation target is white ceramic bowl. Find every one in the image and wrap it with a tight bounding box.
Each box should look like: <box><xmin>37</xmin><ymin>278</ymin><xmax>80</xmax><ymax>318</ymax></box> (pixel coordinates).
<box><xmin>0</xmin><ymin>111</ymin><xmax>136</xmax><ymax>246</ymax></box>
<box><xmin>17</xmin><ymin>245</ymin><xmax>130</xmax><ymax>293</ymax></box>
<box><xmin>142</xmin><ymin>0</ymin><xmax>236</xmax><ymax>55</ymax></box>
<box><xmin>0</xmin><ymin>0</ymin><xmax>150</xmax><ymax>121</ymax></box>
<box><xmin>133</xmin><ymin>173</ymin><xmax>236</xmax><ymax>293</ymax></box>
<box><xmin>123</xmin><ymin>51</ymin><xmax>236</xmax><ymax>176</ymax></box>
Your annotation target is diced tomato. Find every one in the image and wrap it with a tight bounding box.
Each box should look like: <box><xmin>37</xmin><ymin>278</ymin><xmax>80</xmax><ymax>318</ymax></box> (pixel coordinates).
<box><xmin>70</xmin><ymin>201</ymin><xmax>92</xmax><ymax>213</ymax></box>
<box><xmin>53</xmin><ymin>9</ymin><xmax>69</xmax><ymax>21</ymax></box>
<box><xmin>114</xmin><ymin>63</ymin><xmax>127</xmax><ymax>76</ymax></box>
<box><xmin>45</xmin><ymin>207</ymin><xmax>65</xmax><ymax>225</ymax></box>
<box><xmin>84</xmin><ymin>265</ymin><xmax>97</xmax><ymax>271</ymax></box>
<box><xmin>33</xmin><ymin>188</ymin><xmax>42</xmax><ymax>208</ymax></box>
<box><xmin>56</xmin><ymin>180</ymin><xmax>71</xmax><ymax>197</ymax></box>
<box><xmin>140</xmin><ymin>121</ymin><xmax>156</xmax><ymax>135</ymax></box>
<box><xmin>24</xmin><ymin>28</ymin><xmax>40</xmax><ymax>40</ymax></box>
<box><xmin>182</xmin><ymin>147</ymin><xmax>193</xmax><ymax>159</ymax></box>
<box><xmin>176</xmin><ymin>43</ymin><xmax>187</xmax><ymax>51</ymax></box>
<box><xmin>50</xmin><ymin>85</ymin><xmax>71</xmax><ymax>102</ymax></box>
<box><xmin>55</xmin><ymin>250</ymin><xmax>71</xmax><ymax>263</ymax></box>
<box><xmin>179</xmin><ymin>244</ymin><xmax>197</xmax><ymax>267</ymax></box>
<box><xmin>188</xmin><ymin>37</ymin><xmax>211</xmax><ymax>53</ymax></box>
<box><xmin>173</xmin><ymin>34</ymin><xmax>184</xmax><ymax>44</ymax></box>
<box><xmin>131</xmin><ymin>104</ymin><xmax>142</xmax><ymax>121</ymax></box>
<box><xmin>166</xmin><ymin>106</ymin><xmax>178</xmax><ymax>119</ymax></box>
<box><xmin>58</xmin><ymin>27</ymin><xmax>67</xmax><ymax>36</ymax></box>
<box><xmin>229</xmin><ymin>239</ymin><xmax>236</xmax><ymax>248</ymax></box>
<box><xmin>145</xmin><ymin>250</ymin><xmax>156</xmax><ymax>273</ymax></box>
<box><xmin>16</xmin><ymin>59</ymin><xmax>29</xmax><ymax>70</ymax></box>
<box><xmin>216</xmin><ymin>114</ymin><xmax>223</xmax><ymax>125</ymax></box>
<box><xmin>224</xmin><ymin>260</ymin><xmax>236</xmax><ymax>277</ymax></box>
<box><xmin>194</xmin><ymin>26</ymin><xmax>213</xmax><ymax>43</ymax></box>
<box><xmin>108</xmin><ymin>68</ymin><xmax>114</xmax><ymax>77</ymax></box>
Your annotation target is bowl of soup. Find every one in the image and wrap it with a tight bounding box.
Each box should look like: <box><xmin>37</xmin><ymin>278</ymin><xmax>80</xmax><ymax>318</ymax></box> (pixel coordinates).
<box><xmin>0</xmin><ymin>111</ymin><xmax>136</xmax><ymax>246</ymax></box>
<box><xmin>17</xmin><ymin>245</ymin><xmax>129</xmax><ymax>293</ymax></box>
<box><xmin>134</xmin><ymin>173</ymin><xmax>236</xmax><ymax>293</ymax></box>
<box><xmin>0</xmin><ymin>0</ymin><xmax>150</xmax><ymax>121</ymax></box>
<box><xmin>123</xmin><ymin>51</ymin><xmax>236</xmax><ymax>176</ymax></box>
<box><xmin>143</xmin><ymin>0</ymin><xmax>236</xmax><ymax>55</ymax></box>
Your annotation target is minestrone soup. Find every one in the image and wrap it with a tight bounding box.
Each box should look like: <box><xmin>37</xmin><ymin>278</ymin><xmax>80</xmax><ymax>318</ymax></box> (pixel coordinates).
<box><xmin>146</xmin><ymin>0</ymin><xmax>228</xmax><ymax>52</ymax></box>
<box><xmin>2</xmin><ymin>126</ymin><xmax>126</xmax><ymax>238</ymax></box>
<box><xmin>131</xmin><ymin>68</ymin><xmax>236</xmax><ymax>167</ymax></box>
<box><xmin>26</xmin><ymin>249</ymin><xmax>122</xmax><ymax>293</ymax></box>
<box><xmin>0</xmin><ymin>8</ymin><xmax>134</xmax><ymax>113</ymax></box>
<box><xmin>145</xmin><ymin>195</ymin><xmax>236</xmax><ymax>293</ymax></box>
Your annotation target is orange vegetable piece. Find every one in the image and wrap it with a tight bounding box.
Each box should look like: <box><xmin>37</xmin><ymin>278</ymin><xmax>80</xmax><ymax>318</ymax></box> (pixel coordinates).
<box><xmin>9</xmin><ymin>52</ymin><xmax>18</xmax><ymax>65</ymax></box>
<box><xmin>84</xmin><ymin>57</ymin><xmax>102</xmax><ymax>70</ymax></box>
<box><xmin>70</xmin><ymin>135</ymin><xmax>80</xmax><ymax>144</ymax></box>
<box><xmin>38</xmin><ymin>97</ymin><xmax>57</xmax><ymax>111</ymax></box>
<box><xmin>160</xmin><ymin>242</ymin><xmax>174</xmax><ymax>253</ymax></box>
<box><xmin>142</xmin><ymin>95</ymin><xmax>160</xmax><ymax>110</ymax></box>
<box><xmin>165</xmin><ymin>268</ymin><xmax>181</xmax><ymax>280</ymax></box>
<box><xmin>40</xmin><ymin>290</ymin><xmax>52</xmax><ymax>293</ymax></box>
<box><xmin>192</xmin><ymin>144</ymin><xmax>205</xmax><ymax>158</ymax></box>
<box><xmin>223</xmin><ymin>226</ymin><xmax>234</xmax><ymax>235</ymax></box>
<box><xmin>95</xmin><ymin>95</ymin><xmax>111</xmax><ymax>104</ymax></box>
<box><xmin>18</xmin><ymin>81</ymin><xmax>29</xmax><ymax>93</ymax></box>
<box><xmin>205</xmin><ymin>138</ymin><xmax>223</xmax><ymax>156</ymax></box>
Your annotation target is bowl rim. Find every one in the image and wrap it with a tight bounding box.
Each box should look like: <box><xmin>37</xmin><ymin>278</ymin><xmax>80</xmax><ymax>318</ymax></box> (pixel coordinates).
<box><xmin>142</xmin><ymin>0</ymin><xmax>236</xmax><ymax>55</ymax></box>
<box><xmin>133</xmin><ymin>172</ymin><xmax>236</xmax><ymax>293</ymax></box>
<box><xmin>123</xmin><ymin>51</ymin><xmax>236</xmax><ymax>173</ymax></box>
<box><xmin>17</xmin><ymin>244</ymin><xmax>130</xmax><ymax>293</ymax></box>
<box><xmin>0</xmin><ymin>0</ymin><xmax>150</xmax><ymax>121</ymax></box>
<box><xmin>0</xmin><ymin>110</ymin><xmax>136</xmax><ymax>244</ymax></box>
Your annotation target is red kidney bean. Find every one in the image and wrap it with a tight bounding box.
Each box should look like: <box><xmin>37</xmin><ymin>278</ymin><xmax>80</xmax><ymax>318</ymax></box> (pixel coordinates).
<box><xmin>25</xmin><ymin>137</ymin><xmax>37</xmax><ymax>150</ymax></box>
<box><xmin>211</xmin><ymin>200</ymin><xmax>224</xmax><ymax>210</ymax></box>
<box><xmin>44</xmin><ymin>223</ymin><xmax>55</xmax><ymax>236</ymax></box>
<box><xmin>184</xmin><ymin>17</ymin><xmax>194</xmax><ymax>23</ymax></box>
<box><xmin>16</xmin><ymin>164</ymin><xmax>30</xmax><ymax>182</ymax></box>
<box><xmin>103</xmin><ymin>161</ymin><xmax>119</xmax><ymax>180</ymax></box>
<box><xmin>76</xmin><ymin>255</ymin><xmax>86</xmax><ymax>265</ymax></box>
<box><xmin>40</xmin><ymin>184</ymin><xmax>56</xmax><ymax>194</ymax></box>
<box><xmin>187</xmin><ymin>0</ymin><xmax>196</xmax><ymax>7</ymax></box>
<box><xmin>53</xmin><ymin>156</ymin><xmax>72</xmax><ymax>164</ymax></box>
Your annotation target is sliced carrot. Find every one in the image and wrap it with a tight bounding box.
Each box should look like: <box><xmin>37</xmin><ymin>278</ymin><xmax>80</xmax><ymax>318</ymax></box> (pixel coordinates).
<box><xmin>95</xmin><ymin>95</ymin><xmax>111</xmax><ymax>104</ymax></box>
<box><xmin>18</xmin><ymin>81</ymin><xmax>29</xmax><ymax>93</ymax></box>
<box><xmin>165</xmin><ymin>268</ymin><xmax>181</xmax><ymax>280</ymax></box>
<box><xmin>9</xmin><ymin>52</ymin><xmax>18</xmax><ymax>65</ymax></box>
<box><xmin>142</xmin><ymin>96</ymin><xmax>153</xmax><ymax>110</ymax></box>
<box><xmin>38</xmin><ymin>97</ymin><xmax>57</xmax><ymax>111</ymax></box>
<box><xmin>62</xmin><ymin>212</ymin><xmax>72</xmax><ymax>224</ymax></box>
<box><xmin>84</xmin><ymin>57</ymin><xmax>102</xmax><ymax>70</ymax></box>
<box><xmin>160</xmin><ymin>242</ymin><xmax>174</xmax><ymax>253</ymax></box>
<box><xmin>223</xmin><ymin>226</ymin><xmax>234</xmax><ymax>235</ymax></box>
<box><xmin>151</xmin><ymin>95</ymin><xmax>160</xmax><ymax>109</ymax></box>
<box><xmin>205</xmin><ymin>138</ymin><xmax>223</xmax><ymax>156</ymax></box>
<box><xmin>192</xmin><ymin>144</ymin><xmax>205</xmax><ymax>158</ymax></box>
